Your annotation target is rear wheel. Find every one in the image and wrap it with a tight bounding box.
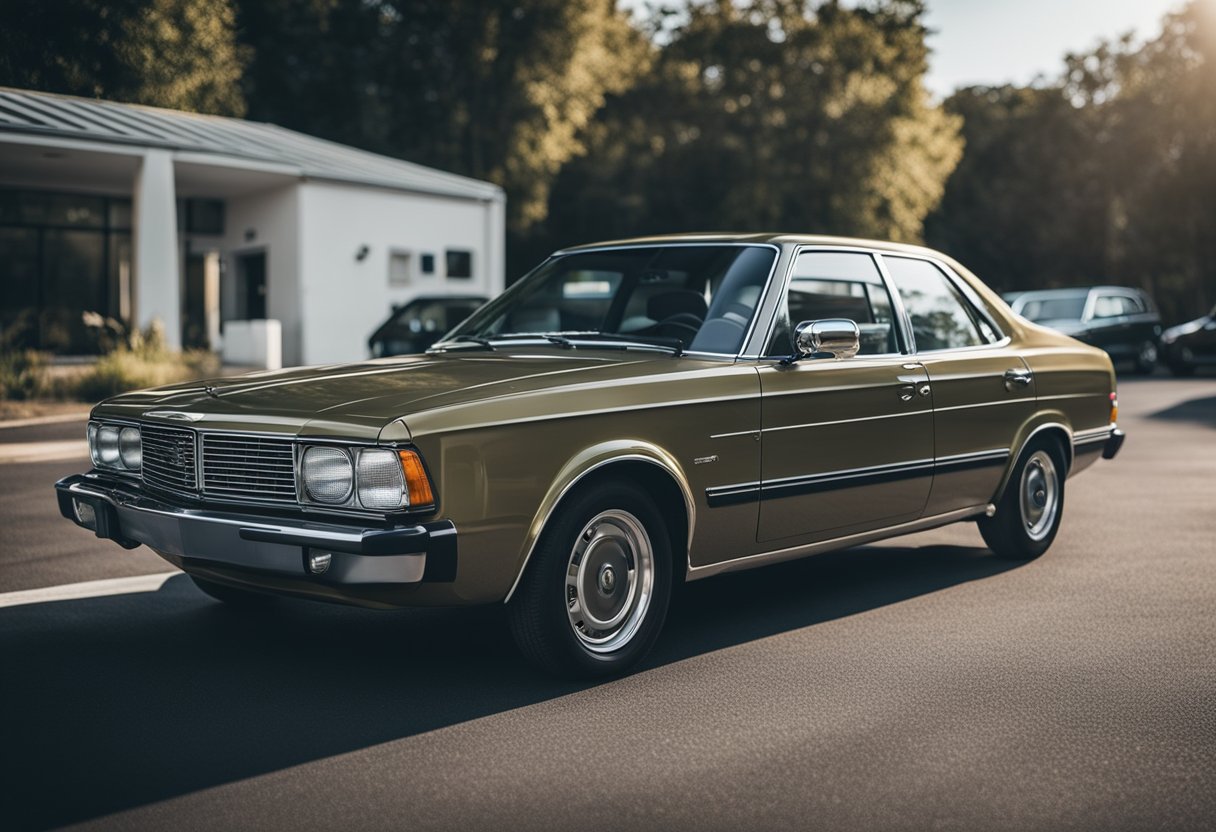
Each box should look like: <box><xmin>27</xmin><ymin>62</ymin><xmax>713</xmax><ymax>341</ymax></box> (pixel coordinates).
<box><xmin>1133</xmin><ymin>340</ymin><xmax>1158</xmax><ymax>375</ymax></box>
<box><xmin>979</xmin><ymin>439</ymin><xmax>1066</xmax><ymax>560</ymax></box>
<box><xmin>190</xmin><ymin>575</ymin><xmax>276</xmax><ymax>610</ymax></box>
<box><xmin>507</xmin><ymin>481</ymin><xmax>672</xmax><ymax>679</ymax></box>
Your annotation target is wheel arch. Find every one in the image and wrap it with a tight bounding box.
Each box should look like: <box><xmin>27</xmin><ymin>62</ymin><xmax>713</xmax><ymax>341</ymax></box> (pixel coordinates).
<box><xmin>504</xmin><ymin>440</ymin><xmax>695</xmax><ymax>604</ymax></box>
<box><xmin>993</xmin><ymin>417</ymin><xmax>1073</xmax><ymax>503</ymax></box>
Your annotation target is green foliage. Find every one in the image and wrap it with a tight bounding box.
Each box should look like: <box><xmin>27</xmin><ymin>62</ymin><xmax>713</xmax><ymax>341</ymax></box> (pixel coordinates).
<box><xmin>0</xmin><ymin>349</ymin><xmax>49</xmax><ymax>401</ymax></box>
<box><xmin>71</xmin><ymin>318</ymin><xmax>219</xmax><ymax>401</ymax></box>
<box><xmin>235</xmin><ymin>0</ymin><xmax>646</xmax><ymax>230</ymax></box>
<box><xmin>538</xmin><ymin>0</ymin><xmax>961</xmax><ymax>250</ymax></box>
<box><xmin>0</xmin><ymin>0</ymin><xmax>246</xmax><ymax>115</ymax></box>
<box><xmin>926</xmin><ymin>0</ymin><xmax>1216</xmax><ymax>323</ymax></box>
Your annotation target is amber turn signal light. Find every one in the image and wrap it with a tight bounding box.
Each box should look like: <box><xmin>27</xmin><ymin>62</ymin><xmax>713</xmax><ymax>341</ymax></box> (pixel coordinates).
<box><xmin>397</xmin><ymin>449</ymin><xmax>435</xmax><ymax>507</ymax></box>
<box><xmin>1110</xmin><ymin>391</ymin><xmax>1118</xmax><ymax>424</ymax></box>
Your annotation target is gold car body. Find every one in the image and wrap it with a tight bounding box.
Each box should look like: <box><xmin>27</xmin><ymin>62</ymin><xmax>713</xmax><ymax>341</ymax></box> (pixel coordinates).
<box><xmin>64</xmin><ymin>234</ymin><xmax>1120</xmax><ymax>608</ymax></box>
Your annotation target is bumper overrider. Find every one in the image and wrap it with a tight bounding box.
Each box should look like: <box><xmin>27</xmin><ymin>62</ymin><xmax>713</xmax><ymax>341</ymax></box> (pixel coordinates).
<box><xmin>55</xmin><ymin>474</ymin><xmax>457</xmax><ymax>602</ymax></box>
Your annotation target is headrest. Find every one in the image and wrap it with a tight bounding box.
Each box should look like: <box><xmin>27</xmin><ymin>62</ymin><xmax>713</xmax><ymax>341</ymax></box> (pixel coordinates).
<box><xmin>648</xmin><ymin>290</ymin><xmax>707</xmax><ymax>321</ymax></box>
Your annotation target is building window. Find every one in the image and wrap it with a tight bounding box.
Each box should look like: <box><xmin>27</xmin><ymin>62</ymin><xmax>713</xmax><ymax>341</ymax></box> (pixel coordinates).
<box><xmin>184</xmin><ymin>198</ymin><xmax>225</xmax><ymax>235</ymax></box>
<box><xmin>0</xmin><ymin>188</ymin><xmax>132</xmax><ymax>353</ymax></box>
<box><xmin>445</xmin><ymin>249</ymin><xmax>473</xmax><ymax>279</ymax></box>
<box><xmin>388</xmin><ymin>251</ymin><xmax>412</xmax><ymax>286</ymax></box>
<box><xmin>420</xmin><ymin>253</ymin><xmax>436</xmax><ymax>275</ymax></box>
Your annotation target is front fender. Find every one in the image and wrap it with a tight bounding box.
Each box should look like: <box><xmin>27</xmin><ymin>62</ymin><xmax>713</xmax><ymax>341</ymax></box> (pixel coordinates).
<box><xmin>504</xmin><ymin>439</ymin><xmax>695</xmax><ymax>603</ymax></box>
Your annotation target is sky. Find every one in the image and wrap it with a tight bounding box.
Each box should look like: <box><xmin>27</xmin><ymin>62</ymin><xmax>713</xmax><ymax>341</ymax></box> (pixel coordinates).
<box><xmin>922</xmin><ymin>0</ymin><xmax>1187</xmax><ymax>97</ymax></box>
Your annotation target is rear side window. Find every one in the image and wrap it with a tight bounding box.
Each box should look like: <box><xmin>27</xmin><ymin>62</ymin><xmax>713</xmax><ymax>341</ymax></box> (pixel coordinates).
<box><xmin>884</xmin><ymin>257</ymin><xmax>996</xmax><ymax>351</ymax></box>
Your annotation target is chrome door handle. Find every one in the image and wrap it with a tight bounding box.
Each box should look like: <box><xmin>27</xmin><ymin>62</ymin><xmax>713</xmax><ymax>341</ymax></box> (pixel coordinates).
<box><xmin>899</xmin><ymin>384</ymin><xmax>914</xmax><ymax>402</ymax></box>
<box><xmin>1004</xmin><ymin>369</ymin><xmax>1033</xmax><ymax>388</ymax></box>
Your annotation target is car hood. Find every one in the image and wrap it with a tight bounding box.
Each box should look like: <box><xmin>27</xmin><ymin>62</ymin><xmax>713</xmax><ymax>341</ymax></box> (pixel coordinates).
<box><xmin>94</xmin><ymin>350</ymin><xmax>658</xmax><ymax>439</ymax></box>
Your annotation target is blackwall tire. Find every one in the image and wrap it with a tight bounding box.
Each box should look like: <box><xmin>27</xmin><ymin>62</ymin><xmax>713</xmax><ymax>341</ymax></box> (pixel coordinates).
<box><xmin>979</xmin><ymin>439</ymin><xmax>1066</xmax><ymax>561</ymax></box>
<box><xmin>507</xmin><ymin>480</ymin><xmax>672</xmax><ymax>679</ymax></box>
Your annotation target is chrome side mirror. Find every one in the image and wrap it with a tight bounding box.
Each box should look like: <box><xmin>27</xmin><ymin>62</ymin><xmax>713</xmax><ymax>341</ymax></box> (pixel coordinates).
<box><xmin>793</xmin><ymin>319</ymin><xmax>861</xmax><ymax>360</ymax></box>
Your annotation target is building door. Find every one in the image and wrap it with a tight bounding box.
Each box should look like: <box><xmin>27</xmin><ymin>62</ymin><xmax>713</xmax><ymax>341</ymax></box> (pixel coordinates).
<box><xmin>237</xmin><ymin>251</ymin><xmax>267</xmax><ymax>319</ymax></box>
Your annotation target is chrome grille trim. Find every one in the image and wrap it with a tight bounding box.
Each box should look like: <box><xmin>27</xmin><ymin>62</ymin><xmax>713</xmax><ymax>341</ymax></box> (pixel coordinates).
<box><xmin>140</xmin><ymin>425</ymin><xmax>198</xmax><ymax>493</ymax></box>
<box><xmin>201</xmin><ymin>434</ymin><xmax>297</xmax><ymax>502</ymax></box>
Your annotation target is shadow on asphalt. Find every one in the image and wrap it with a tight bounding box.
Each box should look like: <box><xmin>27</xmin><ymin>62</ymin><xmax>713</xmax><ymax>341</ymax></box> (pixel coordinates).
<box><xmin>1</xmin><ymin>543</ymin><xmax>1017</xmax><ymax>830</ymax></box>
<box><xmin>1146</xmin><ymin>393</ymin><xmax>1216</xmax><ymax>428</ymax></box>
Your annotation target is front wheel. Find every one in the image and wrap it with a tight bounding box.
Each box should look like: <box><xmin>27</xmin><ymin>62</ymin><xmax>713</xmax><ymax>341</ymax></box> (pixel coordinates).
<box><xmin>507</xmin><ymin>481</ymin><xmax>672</xmax><ymax>679</ymax></box>
<box><xmin>979</xmin><ymin>440</ymin><xmax>1066</xmax><ymax>560</ymax></box>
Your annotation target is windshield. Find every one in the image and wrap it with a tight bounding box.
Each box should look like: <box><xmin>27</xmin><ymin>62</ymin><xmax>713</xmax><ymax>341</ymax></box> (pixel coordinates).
<box><xmin>1018</xmin><ymin>295</ymin><xmax>1087</xmax><ymax>322</ymax></box>
<box><xmin>438</xmin><ymin>245</ymin><xmax>777</xmax><ymax>355</ymax></box>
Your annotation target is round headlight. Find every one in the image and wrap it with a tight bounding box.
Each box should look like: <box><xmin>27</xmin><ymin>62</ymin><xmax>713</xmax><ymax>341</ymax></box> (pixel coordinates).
<box><xmin>357</xmin><ymin>448</ymin><xmax>406</xmax><ymax>510</ymax></box>
<box><xmin>118</xmin><ymin>427</ymin><xmax>142</xmax><ymax>470</ymax></box>
<box><xmin>97</xmin><ymin>426</ymin><xmax>120</xmax><ymax>465</ymax></box>
<box><xmin>87</xmin><ymin>423</ymin><xmax>100</xmax><ymax>467</ymax></box>
<box><xmin>302</xmin><ymin>447</ymin><xmax>353</xmax><ymax>504</ymax></box>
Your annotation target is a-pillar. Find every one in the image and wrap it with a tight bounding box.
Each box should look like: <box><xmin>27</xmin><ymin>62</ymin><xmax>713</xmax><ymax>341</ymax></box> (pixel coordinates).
<box><xmin>132</xmin><ymin>150</ymin><xmax>181</xmax><ymax>349</ymax></box>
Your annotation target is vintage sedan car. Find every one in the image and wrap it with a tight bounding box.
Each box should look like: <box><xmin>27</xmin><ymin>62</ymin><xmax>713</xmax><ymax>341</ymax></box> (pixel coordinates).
<box><xmin>57</xmin><ymin>234</ymin><xmax>1124</xmax><ymax>677</ymax></box>
<box><xmin>1004</xmin><ymin>286</ymin><xmax>1162</xmax><ymax>374</ymax></box>
<box><xmin>1161</xmin><ymin>304</ymin><xmax>1216</xmax><ymax>376</ymax></box>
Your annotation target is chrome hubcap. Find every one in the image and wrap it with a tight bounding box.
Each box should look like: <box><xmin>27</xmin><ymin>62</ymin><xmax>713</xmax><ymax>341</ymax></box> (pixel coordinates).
<box><xmin>566</xmin><ymin>509</ymin><xmax>654</xmax><ymax>653</ymax></box>
<box><xmin>1019</xmin><ymin>450</ymin><xmax>1059</xmax><ymax>541</ymax></box>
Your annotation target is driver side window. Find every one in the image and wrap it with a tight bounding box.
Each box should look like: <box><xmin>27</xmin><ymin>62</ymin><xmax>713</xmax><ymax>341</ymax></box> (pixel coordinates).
<box><xmin>770</xmin><ymin>251</ymin><xmax>900</xmax><ymax>356</ymax></box>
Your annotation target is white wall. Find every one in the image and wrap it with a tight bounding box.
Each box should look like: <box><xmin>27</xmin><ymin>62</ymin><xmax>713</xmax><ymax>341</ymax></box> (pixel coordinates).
<box><xmin>221</xmin><ymin>185</ymin><xmax>302</xmax><ymax>364</ymax></box>
<box><xmin>296</xmin><ymin>181</ymin><xmax>503</xmax><ymax>366</ymax></box>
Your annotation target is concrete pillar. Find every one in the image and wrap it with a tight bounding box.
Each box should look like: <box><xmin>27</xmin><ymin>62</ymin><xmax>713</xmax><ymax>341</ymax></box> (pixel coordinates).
<box><xmin>133</xmin><ymin>150</ymin><xmax>181</xmax><ymax>348</ymax></box>
<box><xmin>485</xmin><ymin>192</ymin><xmax>506</xmax><ymax>294</ymax></box>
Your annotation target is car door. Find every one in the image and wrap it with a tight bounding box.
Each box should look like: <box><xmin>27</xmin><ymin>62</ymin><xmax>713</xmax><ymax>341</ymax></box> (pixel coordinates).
<box><xmin>755</xmin><ymin>249</ymin><xmax>934</xmax><ymax>545</ymax></box>
<box><xmin>880</xmin><ymin>254</ymin><xmax>1036</xmax><ymax>517</ymax></box>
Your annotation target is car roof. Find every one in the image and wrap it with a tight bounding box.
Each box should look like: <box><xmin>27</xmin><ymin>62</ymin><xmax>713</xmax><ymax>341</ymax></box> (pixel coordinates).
<box><xmin>555</xmin><ymin>232</ymin><xmax>954</xmax><ymax>259</ymax></box>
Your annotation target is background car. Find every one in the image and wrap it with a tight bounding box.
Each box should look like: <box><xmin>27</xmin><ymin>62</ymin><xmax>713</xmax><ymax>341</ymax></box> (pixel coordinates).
<box><xmin>1004</xmin><ymin>286</ymin><xmax>1162</xmax><ymax>374</ymax></box>
<box><xmin>368</xmin><ymin>295</ymin><xmax>487</xmax><ymax>357</ymax></box>
<box><xmin>1161</xmin><ymin>304</ymin><xmax>1216</xmax><ymax>376</ymax></box>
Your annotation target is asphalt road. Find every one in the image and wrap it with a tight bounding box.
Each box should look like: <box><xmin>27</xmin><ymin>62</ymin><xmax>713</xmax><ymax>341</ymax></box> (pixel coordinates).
<box><xmin>1</xmin><ymin>377</ymin><xmax>1213</xmax><ymax>831</ymax></box>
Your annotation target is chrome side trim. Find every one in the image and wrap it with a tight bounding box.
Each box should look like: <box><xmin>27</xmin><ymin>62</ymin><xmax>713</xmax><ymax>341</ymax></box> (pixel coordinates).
<box><xmin>504</xmin><ymin>450</ymin><xmax>696</xmax><ymax>604</ymax></box>
<box><xmin>704</xmin><ymin>448</ymin><xmax>1009</xmax><ymax>508</ymax></box>
<box><xmin>686</xmin><ymin>505</ymin><xmax>990</xmax><ymax>580</ymax></box>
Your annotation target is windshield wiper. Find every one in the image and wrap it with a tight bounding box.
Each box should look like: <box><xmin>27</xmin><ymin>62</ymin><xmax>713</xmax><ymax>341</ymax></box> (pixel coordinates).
<box><xmin>554</xmin><ymin>332</ymin><xmax>685</xmax><ymax>356</ymax></box>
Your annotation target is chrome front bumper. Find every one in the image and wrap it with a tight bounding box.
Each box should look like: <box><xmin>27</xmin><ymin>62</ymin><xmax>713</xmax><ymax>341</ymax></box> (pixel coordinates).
<box><xmin>55</xmin><ymin>474</ymin><xmax>456</xmax><ymax>589</ymax></box>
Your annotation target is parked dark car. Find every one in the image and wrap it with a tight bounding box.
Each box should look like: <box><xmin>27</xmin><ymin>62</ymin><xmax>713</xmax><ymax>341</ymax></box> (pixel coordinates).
<box><xmin>1161</xmin><ymin>305</ymin><xmax>1216</xmax><ymax>376</ymax></box>
<box><xmin>1004</xmin><ymin>286</ymin><xmax>1162</xmax><ymax>374</ymax></box>
<box><xmin>368</xmin><ymin>295</ymin><xmax>487</xmax><ymax>357</ymax></box>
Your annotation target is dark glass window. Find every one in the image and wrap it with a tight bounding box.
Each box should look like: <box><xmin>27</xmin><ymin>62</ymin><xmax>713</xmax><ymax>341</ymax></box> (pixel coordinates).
<box><xmin>884</xmin><ymin>257</ymin><xmax>989</xmax><ymax>351</ymax></box>
<box><xmin>0</xmin><ymin>188</ymin><xmax>134</xmax><ymax>352</ymax></box>
<box><xmin>771</xmin><ymin>251</ymin><xmax>900</xmax><ymax>356</ymax></box>
<box><xmin>420</xmin><ymin>253</ymin><xmax>436</xmax><ymax>274</ymax></box>
<box><xmin>184</xmin><ymin>199</ymin><xmax>224</xmax><ymax>235</ymax></box>
<box><xmin>445</xmin><ymin>249</ymin><xmax>473</xmax><ymax>279</ymax></box>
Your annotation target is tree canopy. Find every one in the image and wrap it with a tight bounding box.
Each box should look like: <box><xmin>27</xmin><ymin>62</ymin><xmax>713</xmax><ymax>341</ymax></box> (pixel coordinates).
<box><xmin>1</xmin><ymin>0</ymin><xmax>1211</xmax><ymax>320</ymax></box>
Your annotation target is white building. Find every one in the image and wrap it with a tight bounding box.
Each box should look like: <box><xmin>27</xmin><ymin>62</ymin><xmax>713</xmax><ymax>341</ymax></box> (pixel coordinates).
<box><xmin>0</xmin><ymin>87</ymin><xmax>504</xmax><ymax>366</ymax></box>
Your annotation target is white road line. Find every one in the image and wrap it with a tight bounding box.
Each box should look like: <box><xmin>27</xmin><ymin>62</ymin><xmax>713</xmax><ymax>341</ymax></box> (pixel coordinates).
<box><xmin>0</xmin><ymin>439</ymin><xmax>89</xmax><ymax>464</ymax></box>
<box><xmin>0</xmin><ymin>571</ymin><xmax>180</xmax><ymax>609</ymax></box>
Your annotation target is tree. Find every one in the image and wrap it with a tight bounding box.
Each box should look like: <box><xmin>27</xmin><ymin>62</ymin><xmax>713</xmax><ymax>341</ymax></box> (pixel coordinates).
<box><xmin>540</xmin><ymin>0</ymin><xmax>962</xmax><ymax>251</ymax></box>
<box><xmin>925</xmin><ymin>0</ymin><xmax>1216</xmax><ymax>322</ymax></box>
<box><xmin>235</xmin><ymin>0</ymin><xmax>647</xmax><ymax>231</ymax></box>
<box><xmin>0</xmin><ymin>0</ymin><xmax>246</xmax><ymax>116</ymax></box>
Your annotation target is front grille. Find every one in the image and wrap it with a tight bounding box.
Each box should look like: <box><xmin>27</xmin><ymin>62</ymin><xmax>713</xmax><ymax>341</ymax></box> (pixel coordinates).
<box><xmin>201</xmin><ymin>434</ymin><xmax>297</xmax><ymax>503</ymax></box>
<box><xmin>140</xmin><ymin>425</ymin><xmax>198</xmax><ymax>494</ymax></box>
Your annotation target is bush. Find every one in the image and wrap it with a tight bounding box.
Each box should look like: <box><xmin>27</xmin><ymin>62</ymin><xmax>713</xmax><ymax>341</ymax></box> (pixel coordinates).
<box><xmin>0</xmin><ymin>349</ymin><xmax>50</xmax><ymax>401</ymax></box>
<box><xmin>74</xmin><ymin>346</ymin><xmax>220</xmax><ymax>402</ymax></box>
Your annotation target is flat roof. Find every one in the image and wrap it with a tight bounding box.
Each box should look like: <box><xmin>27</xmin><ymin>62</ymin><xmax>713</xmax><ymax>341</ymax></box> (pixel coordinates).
<box><xmin>0</xmin><ymin>87</ymin><xmax>503</xmax><ymax>202</ymax></box>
